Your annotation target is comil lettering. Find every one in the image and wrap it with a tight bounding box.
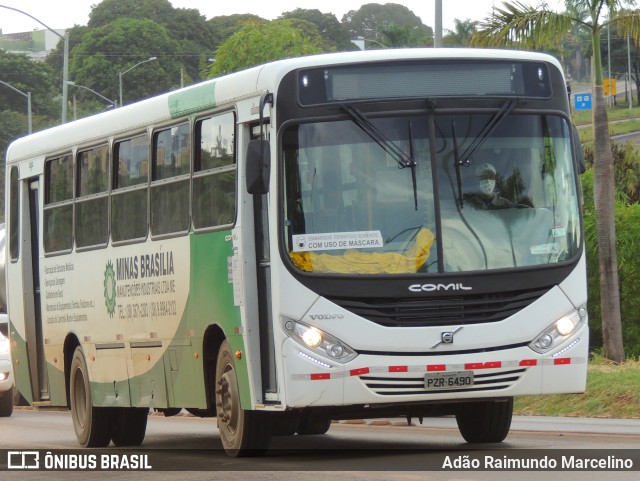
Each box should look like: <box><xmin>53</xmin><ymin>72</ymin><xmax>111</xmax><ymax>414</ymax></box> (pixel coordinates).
<box><xmin>409</xmin><ymin>283</ymin><xmax>473</xmax><ymax>293</ymax></box>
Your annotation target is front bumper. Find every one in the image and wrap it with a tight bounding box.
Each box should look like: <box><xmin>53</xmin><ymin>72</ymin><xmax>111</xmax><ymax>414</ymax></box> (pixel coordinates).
<box><xmin>281</xmin><ymin>323</ymin><xmax>588</xmax><ymax>408</ymax></box>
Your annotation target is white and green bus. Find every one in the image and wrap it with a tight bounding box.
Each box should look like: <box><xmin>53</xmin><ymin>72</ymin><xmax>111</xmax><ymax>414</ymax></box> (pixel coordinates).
<box><xmin>5</xmin><ymin>49</ymin><xmax>588</xmax><ymax>456</ymax></box>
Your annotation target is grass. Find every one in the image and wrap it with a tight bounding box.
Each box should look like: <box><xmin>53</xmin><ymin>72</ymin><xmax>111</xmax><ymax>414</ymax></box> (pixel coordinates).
<box><xmin>514</xmin><ymin>355</ymin><xmax>640</xmax><ymax>418</ymax></box>
<box><xmin>577</xmin><ymin>119</ymin><xmax>640</xmax><ymax>144</ymax></box>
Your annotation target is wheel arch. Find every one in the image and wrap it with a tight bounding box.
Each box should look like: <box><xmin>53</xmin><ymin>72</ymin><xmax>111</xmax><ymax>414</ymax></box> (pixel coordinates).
<box><xmin>202</xmin><ymin>324</ymin><xmax>226</xmax><ymax>412</ymax></box>
<box><xmin>63</xmin><ymin>333</ymin><xmax>81</xmax><ymax>408</ymax></box>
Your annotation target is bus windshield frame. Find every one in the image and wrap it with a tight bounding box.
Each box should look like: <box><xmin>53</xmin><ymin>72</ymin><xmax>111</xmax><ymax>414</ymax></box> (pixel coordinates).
<box><xmin>281</xmin><ymin>107</ymin><xmax>581</xmax><ymax>277</ymax></box>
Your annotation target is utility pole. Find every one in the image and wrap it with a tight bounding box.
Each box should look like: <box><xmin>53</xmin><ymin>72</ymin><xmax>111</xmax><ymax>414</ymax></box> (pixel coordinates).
<box><xmin>434</xmin><ymin>0</ymin><xmax>443</xmax><ymax>47</ymax></box>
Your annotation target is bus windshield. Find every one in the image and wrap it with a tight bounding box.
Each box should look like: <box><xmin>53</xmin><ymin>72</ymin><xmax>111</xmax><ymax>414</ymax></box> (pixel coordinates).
<box><xmin>282</xmin><ymin>112</ymin><xmax>581</xmax><ymax>275</ymax></box>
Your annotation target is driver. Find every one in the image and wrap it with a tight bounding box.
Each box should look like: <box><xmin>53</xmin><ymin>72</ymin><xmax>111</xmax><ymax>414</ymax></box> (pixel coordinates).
<box><xmin>465</xmin><ymin>163</ymin><xmax>513</xmax><ymax>210</ymax></box>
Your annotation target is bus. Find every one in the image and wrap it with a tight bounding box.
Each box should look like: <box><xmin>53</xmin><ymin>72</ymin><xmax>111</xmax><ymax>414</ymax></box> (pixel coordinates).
<box><xmin>5</xmin><ymin>48</ymin><xmax>588</xmax><ymax>456</ymax></box>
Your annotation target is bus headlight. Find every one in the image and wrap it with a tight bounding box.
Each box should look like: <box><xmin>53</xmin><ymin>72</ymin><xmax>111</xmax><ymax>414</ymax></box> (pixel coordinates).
<box><xmin>283</xmin><ymin>318</ymin><xmax>357</xmax><ymax>364</ymax></box>
<box><xmin>529</xmin><ymin>306</ymin><xmax>587</xmax><ymax>354</ymax></box>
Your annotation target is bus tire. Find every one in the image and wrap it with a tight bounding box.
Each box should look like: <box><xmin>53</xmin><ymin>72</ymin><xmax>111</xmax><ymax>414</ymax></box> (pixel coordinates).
<box><xmin>455</xmin><ymin>397</ymin><xmax>513</xmax><ymax>443</ymax></box>
<box><xmin>69</xmin><ymin>347</ymin><xmax>116</xmax><ymax>447</ymax></box>
<box><xmin>111</xmin><ymin>407</ymin><xmax>148</xmax><ymax>446</ymax></box>
<box><xmin>296</xmin><ymin>412</ymin><xmax>331</xmax><ymax>435</ymax></box>
<box><xmin>215</xmin><ymin>340</ymin><xmax>271</xmax><ymax>457</ymax></box>
<box><xmin>0</xmin><ymin>385</ymin><xmax>14</xmax><ymax>417</ymax></box>
<box><xmin>271</xmin><ymin>412</ymin><xmax>301</xmax><ymax>436</ymax></box>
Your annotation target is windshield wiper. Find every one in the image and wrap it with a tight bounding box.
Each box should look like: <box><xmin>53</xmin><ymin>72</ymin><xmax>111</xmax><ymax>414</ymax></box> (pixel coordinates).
<box><xmin>459</xmin><ymin>98</ymin><xmax>517</xmax><ymax>166</ymax></box>
<box><xmin>452</xmin><ymin>98</ymin><xmax>517</xmax><ymax>209</ymax></box>
<box><xmin>342</xmin><ymin>104</ymin><xmax>418</xmax><ymax>210</ymax></box>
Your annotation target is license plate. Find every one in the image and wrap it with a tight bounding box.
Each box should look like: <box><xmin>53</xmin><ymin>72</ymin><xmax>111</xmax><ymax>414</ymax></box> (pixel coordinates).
<box><xmin>424</xmin><ymin>371</ymin><xmax>474</xmax><ymax>390</ymax></box>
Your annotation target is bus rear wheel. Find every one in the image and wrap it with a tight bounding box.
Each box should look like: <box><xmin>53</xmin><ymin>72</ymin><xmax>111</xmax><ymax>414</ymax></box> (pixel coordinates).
<box><xmin>111</xmin><ymin>407</ymin><xmax>148</xmax><ymax>446</ymax></box>
<box><xmin>215</xmin><ymin>340</ymin><xmax>271</xmax><ymax>457</ymax></box>
<box><xmin>455</xmin><ymin>397</ymin><xmax>513</xmax><ymax>443</ymax></box>
<box><xmin>69</xmin><ymin>347</ymin><xmax>116</xmax><ymax>447</ymax></box>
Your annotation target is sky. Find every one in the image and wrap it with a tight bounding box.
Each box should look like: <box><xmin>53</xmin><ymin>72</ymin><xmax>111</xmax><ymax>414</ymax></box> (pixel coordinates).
<box><xmin>0</xmin><ymin>0</ymin><xmax>566</xmax><ymax>35</ymax></box>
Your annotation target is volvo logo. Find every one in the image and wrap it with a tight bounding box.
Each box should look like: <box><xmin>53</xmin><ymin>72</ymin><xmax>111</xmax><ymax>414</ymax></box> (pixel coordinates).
<box><xmin>409</xmin><ymin>283</ymin><xmax>472</xmax><ymax>293</ymax></box>
<box><xmin>431</xmin><ymin>326</ymin><xmax>464</xmax><ymax>349</ymax></box>
<box><xmin>309</xmin><ymin>314</ymin><xmax>345</xmax><ymax>320</ymax></box>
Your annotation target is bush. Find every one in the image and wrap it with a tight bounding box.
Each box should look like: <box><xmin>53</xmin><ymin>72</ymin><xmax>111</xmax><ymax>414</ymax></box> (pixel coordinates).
<box><xmin>581</xmin><ymin>168</ymin><xmax>640</xmax><ymax>358</ymax></box>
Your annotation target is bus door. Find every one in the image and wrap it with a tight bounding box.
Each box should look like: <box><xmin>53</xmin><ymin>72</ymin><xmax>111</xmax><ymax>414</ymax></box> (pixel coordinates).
<box><xmin>250</xmin><ymin>123</ymin><xmax>277</xmax><ymax>398</ymax></box>
<box><xmin>26</xmin><ymin>178</ymin><xmax>49</xmax><ymax>401</ymax></box>
<box><xmin>243</xmin><ymin>93</ymin><xmax>277</xmax><ymax>399</ymax></box>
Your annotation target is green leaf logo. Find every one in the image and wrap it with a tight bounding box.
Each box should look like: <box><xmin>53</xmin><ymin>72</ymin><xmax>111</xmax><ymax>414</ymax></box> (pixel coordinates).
<box><xmin>104</xmin><ymin>261</ymin><xmax>116</xmax><ymax>317</ymax></box>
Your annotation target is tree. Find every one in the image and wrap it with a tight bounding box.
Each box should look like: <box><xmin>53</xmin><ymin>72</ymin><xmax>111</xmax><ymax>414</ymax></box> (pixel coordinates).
<box><xmin>86</xmin><ymin>0</ymin><xmax>216</xmax><ymax>85</ymax></box>
<box><xmin>0</xmin><ymin>110</ymin><xmax>29</xmax><ymax>215</ymax></box>
<box><xmin>379</xmin><ymin>24</ymin><xmax>429</xmax><ymax>47</ymax></box>
<box><xmin>443</xmin><ymin>19</ymin><xmax>477</xmax><ymax>47</ymax></box>
<box><xmin>0</xmin><ymin>50</ymin><xmax>58</xmax><ymax>117</ymax></box>
<box><xmin>207</xmin><ymin>20</ymin><xmax>323</xmax><ymax>77</ymax></box>
<box><xmin>70</xmin><ymin>18</ymin><xmax>181</xmax><ymax>104</ymax></box>
<box><xmin>280</xmin><ymin>8</ymin><xmax>357</xmax><ymax>51</ymax></box>
<box><xmin>341</xmin><ymin>3</ymin><xmax>431</xmax><ymax>46</ymax></box>
<box><xmin>472</xmin><ymin>0</ymin><xmax>635</xmax><ymax>363</ymax></box>
<box><xmin>208</xmin><ymin>14</ymin><xmax>266</xmax><ymax>49</ymax></box>
<box><xmin>87</xmin><ymin>0</ymin><xmax>174</xmax><ymax>28</ymax></box>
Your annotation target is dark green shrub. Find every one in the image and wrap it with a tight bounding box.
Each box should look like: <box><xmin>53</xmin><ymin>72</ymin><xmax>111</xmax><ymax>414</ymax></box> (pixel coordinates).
<box><xmin>581</xmin><ymin>168</ymin><xmax>640</xmax><ymax>358</ymax></box>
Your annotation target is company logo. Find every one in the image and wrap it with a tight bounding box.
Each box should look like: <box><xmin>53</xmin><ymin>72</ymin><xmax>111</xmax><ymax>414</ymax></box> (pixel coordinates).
<box><xmin>431</xmin><ymin>326</ymin><xmax>464</xmax><ymax>349</ymax></box>
<box><xmin>408</xmin><ymin>283</ymin><xmax>472</xmax><ymax>293</ymax></box>
<box><xmin>309</xmin><ymin>313</ymin><xmax>345</xmax><ymax>320</ymax></box>
<box><xmin>103</xmin><ymin>261</ymin><xmax>116</xmax><ymax>317</ymax></box>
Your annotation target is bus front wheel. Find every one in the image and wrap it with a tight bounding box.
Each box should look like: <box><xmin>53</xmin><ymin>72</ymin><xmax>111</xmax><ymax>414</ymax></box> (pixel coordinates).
<box><xmin>215</xmin><ymin>340</ymin><xmax>271</xmax><ymax>457</ymax></box>
<box><xmin>455</xmin><ymin>397</ymin><xmax>513</xmax><ymax>443</ymax></box>
<box><xmin>69</xmin><ymin>347</ymin><xmax>116</xmax><ymax>447</ymax></box>
<box><xmin>0</xmin><ymin>386</ymin><xmax>14</xmax><ymax>417</ymax></box>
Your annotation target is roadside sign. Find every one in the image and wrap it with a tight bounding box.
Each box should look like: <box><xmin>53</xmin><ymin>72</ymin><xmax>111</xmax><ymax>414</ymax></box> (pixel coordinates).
<box><xmin>575</xmin><ymin>94</ymin><xmax>592</xmax><ymax>111</ymax></box>
<box><xmin>604</xmin><ymin>79</ymin><xmax>617</xmax><ymax>96</ymax></box>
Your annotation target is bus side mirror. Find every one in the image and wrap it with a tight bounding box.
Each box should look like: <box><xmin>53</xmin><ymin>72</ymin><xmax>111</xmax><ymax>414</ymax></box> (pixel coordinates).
<box><xmin>571</xmin><ymin>125</ymin><xmax>586</xmax><ymax>174</ymax></box>
<box><xmin>246</xmin><ymin>138</ymin><xmax>271</xmax><ymax>194</ymax></box>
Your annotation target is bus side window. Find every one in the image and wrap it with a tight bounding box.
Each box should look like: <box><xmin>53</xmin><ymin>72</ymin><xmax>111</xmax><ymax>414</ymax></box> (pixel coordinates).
<box><xmin>76</xmin><ymin>145</ymin><xmax>109</xmax><ymax>249</ymax></box>
<box><xmin>151</xmin><ymin>123</ymin><xmax>191</xmax><ymax>237</ymax></box>
<box><xmin>112</xmin><ymin>134</ymin><xmax>149</xmax><ymax>243</ymax></box>
<box><xmin>43</xmin><ymin>155</ymin><xmax>74</xmax><ymax>253</ymax></box>
<box><xmin>193</xmin><ymin>112</ymin><xmax>236</xmax><ymax>230</ymax></box>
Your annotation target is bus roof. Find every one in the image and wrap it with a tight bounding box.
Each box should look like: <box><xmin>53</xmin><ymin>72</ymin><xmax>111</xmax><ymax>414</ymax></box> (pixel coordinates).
<box><xmin>5</xmin><ymin>48</ymin><xmax>561</xmax><ymax>164</ymax></box>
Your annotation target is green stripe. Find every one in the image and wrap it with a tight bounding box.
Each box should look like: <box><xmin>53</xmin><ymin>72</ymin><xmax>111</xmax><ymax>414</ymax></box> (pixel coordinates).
<box><xmin>168</xmin><ymin>82</ymin><xmax>216</xmax><ymax>118</ymax></box>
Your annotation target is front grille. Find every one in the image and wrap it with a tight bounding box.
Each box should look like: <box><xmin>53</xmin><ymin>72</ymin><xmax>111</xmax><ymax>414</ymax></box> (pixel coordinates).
<box><xmin>361</xmin><ymin>368</ymin><xmax>526</xmax><ymax>396</ymax></box>
<box><xmin>329</xmin><ymin>287</ymin><xmax>551</xmax><ymax>327</ymax></box>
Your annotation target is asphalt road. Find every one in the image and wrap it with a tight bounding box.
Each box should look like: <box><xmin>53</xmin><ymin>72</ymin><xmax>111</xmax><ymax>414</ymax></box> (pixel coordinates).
<box><xmin>0</xmin><ymin>409</ymin><xmax>638</xmax><ymax>481</ymax></box>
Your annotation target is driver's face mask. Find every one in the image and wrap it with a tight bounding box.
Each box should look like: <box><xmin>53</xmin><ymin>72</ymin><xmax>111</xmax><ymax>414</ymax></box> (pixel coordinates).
<box><xmin>479</xmin><ymin>178</ymin><xmax>495</xmax><ymax>195</ymax></box>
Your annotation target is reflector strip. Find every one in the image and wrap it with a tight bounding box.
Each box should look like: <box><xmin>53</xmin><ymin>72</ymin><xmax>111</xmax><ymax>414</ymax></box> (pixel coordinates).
<box><xmin>554</xmin><ymin>357</ymin><xmax>571</xmax><ymax>365</ymax></box>
<box><xmin>520</xmin><ymin>359</ymin><xmax>538</xmax><ymax>366</ymax></box>
<box><xmin>293</xmin><ymin>356</ymin><xmax>586</xmax><ymax>381</ymax></box>
<box><xmin>389</xmin><ymin>366</ymin><xmax>408</xmax><ymax>373</ymax></box>
<box><xmin>465</xmin><ymin>361</ymin><xmax>502</xmax><ymax>370</ymax></box>
<box><xmin>427</xmin><ymin>364</ymin><xmax>447</xmax><ymax>372</ymax></box>
<box><xmin>350</xmin><ymin>367</ymin><xmax>370</xmax><ymax>376</ymax></box>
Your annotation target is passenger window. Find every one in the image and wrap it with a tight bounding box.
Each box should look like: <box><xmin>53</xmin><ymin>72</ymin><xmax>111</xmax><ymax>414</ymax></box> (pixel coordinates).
<box><xmin>193</xmin><ymin>112</ymin><xmax>236</xmax><ymax>229</ymax></box>
<box><xmin>112</xmin><ymin>134</ymin><xmax>149</xmax><ymax>242</ymax></box>
<box><xmin>43</xmin><ymin>155</ymin><xmax>74</xmax><ymax>253</ymax></box>
<box><xmin>151</xmin><ymin>123</ymin><xmax>190</xmax><ymax>236</ymax></box>
<box><xmin>76</xmin><ymin>145</ymin><xmax>109</xmax><ymax>248</ymax></box>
